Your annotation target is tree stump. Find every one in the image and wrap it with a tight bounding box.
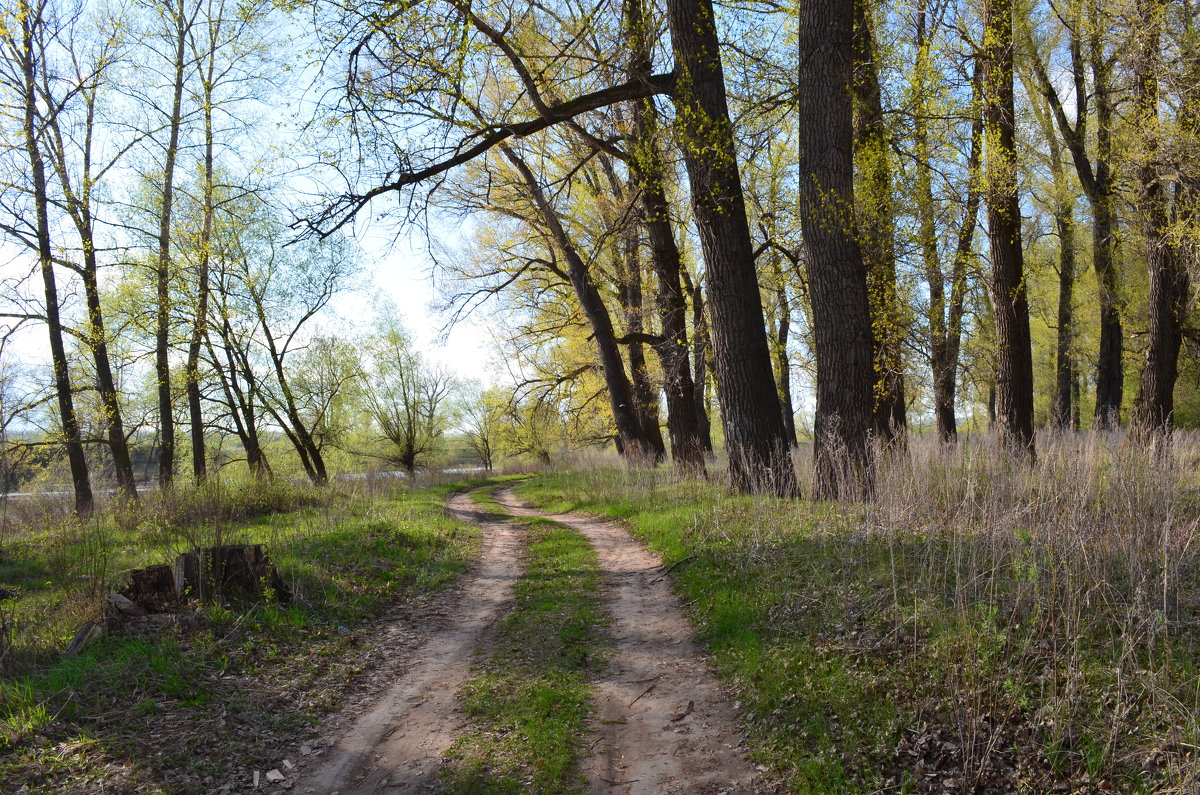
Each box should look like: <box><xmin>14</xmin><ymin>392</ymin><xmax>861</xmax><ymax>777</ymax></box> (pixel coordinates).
<box><xmin>120</xmin><ymin>565</ymin><xmax>178</xmax><ymax>613</ymax></box>
<box><xmin>174</xmin><ymin>545</ymin><xmax>290</xmax><ymax>604</ymax></box>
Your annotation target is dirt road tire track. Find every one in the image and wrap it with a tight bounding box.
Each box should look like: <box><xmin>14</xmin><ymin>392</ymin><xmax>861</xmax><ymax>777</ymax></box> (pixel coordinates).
<box><xmin>301</xmin><ymin>490</ymin><xmax>523</xmax><ymax>794</ymax></box>
<box><xmin>494</xmin><ymin>488</ymin><xmax>759</xmax><ymax>794</ymax></box>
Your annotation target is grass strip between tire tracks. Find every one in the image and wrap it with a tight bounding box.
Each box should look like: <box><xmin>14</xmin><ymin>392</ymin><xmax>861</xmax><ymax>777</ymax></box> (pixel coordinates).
<box><xmin>440</xmin><ymin>484</ymin><xmax>606</xmax><ymax>794</ymax></box>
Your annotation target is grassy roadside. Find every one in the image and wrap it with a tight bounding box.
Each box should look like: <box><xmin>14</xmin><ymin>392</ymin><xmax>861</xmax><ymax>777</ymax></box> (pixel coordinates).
<box><xmin>515</xmin><ymin>453</ymin><xmax>1200</xmax><ymax>794</ymax></box>
<box><xmin>441</xmin><ymin>484</ymin><xmax>606</xmax><ymax>794</ymax></box>
<box><xmin>0</xmin><ymin>479</ymin><xmax>485</xmax><ymax>793</ymax></box>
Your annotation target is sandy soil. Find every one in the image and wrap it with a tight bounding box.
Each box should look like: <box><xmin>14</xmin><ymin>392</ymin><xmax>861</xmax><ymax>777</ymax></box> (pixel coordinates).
<box><xmin>494</xmin><ymin>488</ymin><xmax>759</xmax><ymax>795</ymax></box>
<box><xmin>296</xmin><ymin>485</ymin><xmax>762</xmax><ymax>794</ymax></box>
<box><xmin>298</xmin><ymin>491</ymin><xmax>524</xmax><ymax>794</ymax></box>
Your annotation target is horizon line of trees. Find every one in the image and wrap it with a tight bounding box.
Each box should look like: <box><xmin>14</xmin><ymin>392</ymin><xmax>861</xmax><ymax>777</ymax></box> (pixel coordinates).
<box><xmin>4</xmin><ymin>0</ymin><xmax>1200</xmax><ymax>512</ymax></box>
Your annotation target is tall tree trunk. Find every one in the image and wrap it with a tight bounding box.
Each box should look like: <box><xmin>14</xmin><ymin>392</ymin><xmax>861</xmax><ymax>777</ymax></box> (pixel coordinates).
<box><xmin>502</xmin><ymin>146</ymin><xmax>650</xmax><ymax>462</ymax></box>
<box><xmin>666</xmin><ymin>0</ymin><xmax>798</xmax><ymax>496</ymax></box>
<box><xmin>851</xmin><ymin>0</ymin><xmax>907</xmax><ymax>449</ymax></box>
<box><xmin>187</xmin><ymin>47</ymin><xmax>216</xmax><ymax>482</ymax></box>
<box><xmin>17</xmin><ymin>3</ymin><xmax>93</xmax><ymax>516</ymax></box>
<box><xmin>982</xmin><ymin>0</ymin><xmax>1035</xmax><ymax>454</ymax></box>
<box><xmin>623</xmin><ymin>0</ymin><xmax>705</xmax><ymax>473</ymax></box>
<box><xmin>155</xmin><ymin>0</ymin><xmax>192</xmax><ymax>488</ymax></box>
<box><xmin>1132</xmin><ymin>0</ymin><xmax>1188</xmax><ymax>434</ymax></box>
<box><xmin>1025</xmin><ymin>61</ymin><xmax>1078</xmax><ymax>430</ymax></box>
<box><xmin>798</xmin><ymin>0</ymin><xmax>876</xmax><ymax>500</ymax></box>
<box><xmin>1052</xmin><ymin>208</ymin><xmax>1076</xmax><ymax>430</ymax></box>
<box><xmin>771</xmin><ymin>277</ymin><xmax>798</xmax><ymax>446</ymax></box>
<box><xmin>915</xmin><ymin>13</ymin><xmax>982</xmax><ymax>444</ymax></box>
<box><xmin>1027</xmin><ymin>1</ymin><xmax>1121</xmax><ymax>426</ymax></box>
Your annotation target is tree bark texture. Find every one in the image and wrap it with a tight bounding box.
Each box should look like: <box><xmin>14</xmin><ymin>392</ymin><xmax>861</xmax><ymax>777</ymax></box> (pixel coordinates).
<box><xmin>666</xmin><ymin>0</ymin><xmax>797</xmax><ymax>496</ymax></box>
<box><xmin>851</xmin><ymin>0</ymin><xmax>907</xmax><ymax>449</ymax></box>
<box><xmin>1132</xmin><ymin>0</ymin><xmax>1188</xmax><ymax>434</ymax></box>
<box><xmin>982</xmin><ymin>0</ymin><xmax>1036</xmax><ymax>455</ymax></box>
<box><xmin>798</xmin><ymin>0</ymin><xmax>877</xmax><ymax>500</ymax></box>
<box><xmin>624</xmin><ymin>0</ymin><xmax>706</xmax><ymax>473</ymax></box>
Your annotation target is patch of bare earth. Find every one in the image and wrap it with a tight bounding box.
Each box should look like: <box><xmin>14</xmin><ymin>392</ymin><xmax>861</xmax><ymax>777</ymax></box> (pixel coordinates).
<box><xmin>494</xmin><ymin>488</ymin><xmax>762</xmax><ymax>795</ymax></box>
<box><xmin>294</xmin><ymin>491</ymin><xmax>523</xmax><ymax>794</ymax></box>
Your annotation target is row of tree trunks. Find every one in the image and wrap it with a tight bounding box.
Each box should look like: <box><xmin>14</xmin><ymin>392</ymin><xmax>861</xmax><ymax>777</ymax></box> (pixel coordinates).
<box><xmin>501</xmin><ymin>145</ymin><xmax>655</xmax><ymax>462</ymax></box>
<box><xmin>1027</xmin><ymin>2</ymin><xmax>1122</xmax><ymax>428</ymax></box>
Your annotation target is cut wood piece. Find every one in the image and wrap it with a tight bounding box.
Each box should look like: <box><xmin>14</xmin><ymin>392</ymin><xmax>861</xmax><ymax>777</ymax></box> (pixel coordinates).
<box><xmin>63</xmin><ymin>620</ymin><xmax>105</xmax><ymax>657</ymax></box>
<box><xmin>174</xmin><ymin>544</ymin><xmax>290</xmax><ymax>604</ymax></box>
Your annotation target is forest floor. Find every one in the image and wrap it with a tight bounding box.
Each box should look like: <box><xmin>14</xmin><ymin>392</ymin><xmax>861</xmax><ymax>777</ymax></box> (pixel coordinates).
<box><xmin>295</xmin><ymin>485</ymin><xmax>760</xmax><ymax>794</ymax></box>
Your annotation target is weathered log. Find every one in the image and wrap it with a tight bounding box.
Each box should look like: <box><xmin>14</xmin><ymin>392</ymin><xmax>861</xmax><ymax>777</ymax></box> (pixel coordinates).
<box><xmin>174</xmin><ymin>544</ymin><xmax>289</xmax><ymax>604</ymax></box>
<box><xmin>63</xmin><ymin>620</ymin><xmax>105</xmax><ymax>657</ymax></box>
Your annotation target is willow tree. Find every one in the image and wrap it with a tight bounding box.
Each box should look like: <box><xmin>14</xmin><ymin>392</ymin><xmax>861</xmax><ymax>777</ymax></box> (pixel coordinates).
<box><xmin>307</xmin><ymin>0</ymin><xmax>796</xmax><ymax>495</ymax></box>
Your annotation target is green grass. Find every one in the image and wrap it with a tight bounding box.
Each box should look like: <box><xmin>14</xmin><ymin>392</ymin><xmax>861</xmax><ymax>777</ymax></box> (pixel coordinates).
<box><xmin>0</xmin><ymin>478</ymin><xmax>488</xmax><ymax>792</ymax></box>
<box><xmin>440</xmin><ymin>485</ymin><xmax>606</xmax><ymax>794</ymax></box>
<box><xmin>515</xmin><ymin>464</ymin><xmax>1200</xmax><ymax>794</ymax></box>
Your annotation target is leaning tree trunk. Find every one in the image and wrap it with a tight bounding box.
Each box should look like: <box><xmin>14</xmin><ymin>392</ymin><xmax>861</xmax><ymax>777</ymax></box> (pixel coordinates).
<box><xmin>665</xmin><ymin>0</ymin><xmax>798</xmax><ymax>496</ymax></box>
<box><xmin>798</xmin><ymin>0</ymin><xmax>877</xmax><ymax>500</ymax></box>
<box><xmin>18</xmin><ymin>6</ymin><xmax>93</xmax><ymax>516</ymax></box>
<box><xmin>502</xmin><ymin>146</ymin><xmax>651</xmax><ymax>461</ymax></box>
<box><xmin>623</xmin><ymin>0</ymin><xmax>706</xmax><ymax>474</ymax></box>
<box><xmin>982</xmin><ymin>0</ymin><xmax>1035</xmax><ymax>455</ymax></box>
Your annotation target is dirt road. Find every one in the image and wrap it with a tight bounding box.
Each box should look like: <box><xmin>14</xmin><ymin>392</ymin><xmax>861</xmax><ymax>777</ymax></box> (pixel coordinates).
<box><xmin>300</xmin><ymin>485</ymin><xmax>758</xmax><ymax>794</ymax></box>
<box><xmin>301</xmin><ymin>491</ymin><xmax>524</xmax><ymax>794</ymax></box>
<box><xmin>495</xmin><ymin>488</ymin><xmax>757</xmax><ymax>794</ymax></box>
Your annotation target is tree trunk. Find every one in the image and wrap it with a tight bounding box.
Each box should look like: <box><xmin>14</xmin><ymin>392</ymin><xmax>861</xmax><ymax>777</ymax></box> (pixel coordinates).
<box><xmin>155</xmin><ymin>0</ymin><xmax>193</xmax><ymax>488</ymax></box>
<box><xmin>623</xmin><ymin>0</ymin><xmax>706</xmax><ymax>473</ymax></box>
<box><xmin>681</xmin><ymin>270</ymin><xmax>713</xmax><ymax>453</ymax></box>
<box><xmin>502</xmin><ymin>146</ymin><xmax>651</xmax><ymax>462</ymax></box>
<box><xmin>1052</xmin><ymin>208</ymin><xmax>1076</xmax><ymax>430</ymax></box>
<box><xmin>18</xmin><ymin>4</ymin><xmax>93</xmax><ymax>516</ymax></box>
<box><xmin>798</xmin><ymin>0</ymin><xmax>876</xmax><ymax>500</ymax></box>
<box><xmin>1132</xmin><ymin>0</ymin><xmax>1188</xmax><ymax>434</ymax></box>
<box><xmin>982</xmin><ymin>0</ymin><xmax>1035</xmax><ymax>455</ymax></box>
<box><xmin>851</xmin><ymin>0</ymin><xmax>907</xmax><ymax>449</ymax></box>
<box><xmin>187</xmin><ymin>54</ymin><xmax>216</xmax><ymax>482</ymax></box>
<box><xmin>666</xmin><ymin>0</ymin><xmax>797</xmax><ymax>496</ymax></box>
<box><xmin>915</xmin><ymin>12</ymin><xmax>981</xmax><ymax>444</ymax></box>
